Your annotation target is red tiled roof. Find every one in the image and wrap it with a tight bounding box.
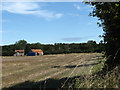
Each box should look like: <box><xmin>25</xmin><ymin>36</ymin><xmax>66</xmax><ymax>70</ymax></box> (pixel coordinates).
<box><xmin>38</xmin><ymin>52</ymin><xmax>42</xmax><ymax>54</ymax></box>
<box><xmin>31</xmin><ymin>49</ymin><xmax>43</xmax><ymax>52</ymax></box>
<box><xmin>15</xmin><ymin>50</ymin><xmax>24</xmax><ymax>52</ymax></box>
<box><xmin>31</xmin><ymin>49</ymin><xmax>43</xmax><ymax>55</ymax></box>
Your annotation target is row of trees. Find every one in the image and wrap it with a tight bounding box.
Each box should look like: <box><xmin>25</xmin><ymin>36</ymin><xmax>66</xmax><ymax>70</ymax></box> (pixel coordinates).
<box><xmin>2</xmin><ymin>40</ymin><xmax>105</xmax><ymax>56</ymax></box>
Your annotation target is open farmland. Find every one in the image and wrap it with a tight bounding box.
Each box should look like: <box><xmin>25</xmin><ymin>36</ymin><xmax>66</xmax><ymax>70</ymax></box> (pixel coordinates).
<box><xmin>2</xmin><ymin>53</ymin><xmax>102</xmax><ymax>88</ymax></box>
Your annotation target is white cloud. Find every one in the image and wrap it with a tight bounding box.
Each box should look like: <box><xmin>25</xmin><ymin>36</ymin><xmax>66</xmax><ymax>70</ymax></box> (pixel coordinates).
<box><xmin>62</xmin><ymin>36</ymin><xmax>94</xmax><ymax>42</ymax></box>
<box><xmin>73</xmin><ymin>4</ymin><xmax>80</xmax><ymax>10</ymax></box>
<box><xmin>2</xmin><ymin>2</ymin><xmax>63</xmax><ymax>20</ymax></box>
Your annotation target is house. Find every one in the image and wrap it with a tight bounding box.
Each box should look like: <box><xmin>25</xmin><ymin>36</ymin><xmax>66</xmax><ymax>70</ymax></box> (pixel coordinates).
<box><xmin>27</xmin><ymin>52</ymin><xmax>37</xmax><ymax>56</ymax></box>
<box><xmin>27</xmin><ymin>49</ymin><xmax>43</xmax><ymax>56</ymax></box>
<box><xmin>31</xmin><ymin>49</ymin><xmax>43</xmax><ymax>55</ymax></box>
<box><xmin>14</xmin><ymin>50</ymin><xmax>24</xmax><ymax>56</ymax></box>
<box><xmin>14</xmin><ymin>49</ymin><xmax>43</xmax><ymax>56</ymax></box>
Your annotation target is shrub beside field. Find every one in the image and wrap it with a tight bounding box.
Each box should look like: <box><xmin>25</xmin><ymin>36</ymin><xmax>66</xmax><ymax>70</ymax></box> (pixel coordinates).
<box><xmin>74</xmin><ymin>58</ymin><xmax>120</xmax><ymax>88</ymax></box>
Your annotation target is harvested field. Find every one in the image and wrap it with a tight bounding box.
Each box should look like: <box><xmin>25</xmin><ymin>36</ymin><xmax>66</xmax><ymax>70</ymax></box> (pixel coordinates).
<box><xmin>2</xmin><ymin>53</ymin><xmax>102</xmax><ymax>88</ymax></box>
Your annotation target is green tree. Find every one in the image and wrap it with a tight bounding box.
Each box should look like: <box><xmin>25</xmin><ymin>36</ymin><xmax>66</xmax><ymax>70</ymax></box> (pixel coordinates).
<box><xmin>2</xmin><ymin>45</ymin><xmax>14</xmax><ymax>56</ymax></box>
<box><xmin>30</xmin><ymin>42</ymin><xmax>43</xmax><ymax>50</ymax></box>
<box><xmin>15</xmin><ymin>40</ymin><xmax>27</xmax><ymax>50</ymax></box>
<box><xmin>87</xmin><ymin>40</ymin><xmax>97</xmax><ymax>52</ymax></box>
<box><xmin>25</xmin><ymin>44</ymin><xmax>32</xmax><ymax>55</ymax></box>
<box><xmin>88</xmin><ymin>2</ymin><xmax>120</xmax><ymax>71</ymax></box>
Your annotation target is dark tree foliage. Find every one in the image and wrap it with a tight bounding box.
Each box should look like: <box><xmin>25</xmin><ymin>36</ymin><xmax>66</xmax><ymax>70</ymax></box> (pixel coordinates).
<box><xmin>0</xmin><ymin>46</ymin><xmax>2</xmax><ymax>56</ymax></box>
<box><xmin>15</xmin><ymin>40</ymin><xmax>27</xmax><ymax>50</ymax></box>
<box><xmin>25</xmin><ymin>44</ymin><xmax>32</xmax><ymax>55</ymax></box>
<box><xmin>29</xmin><ymin>43</ymin><xmax>44</xmax><ymax>50</ymax></box>
<box><xmin>2</xmin><ymin>40</ymin><xmax>105</xmax><ymax>56</ymax></box>
<box><xmin>88</xmin><ymin>2</ymin><xmax>120</xmax><ymax>71</ymax></box>
<box><xmin>2</xmin><ymin>45</ymin><xmax>15</xmax><ymax>56</ymax></box>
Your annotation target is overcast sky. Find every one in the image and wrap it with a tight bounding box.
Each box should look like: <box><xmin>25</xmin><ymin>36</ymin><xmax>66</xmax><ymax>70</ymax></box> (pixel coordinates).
<box><xmin>2</xmin><ymin>2</ymin><xmax>103</xmax><ymax>45</ymax></box>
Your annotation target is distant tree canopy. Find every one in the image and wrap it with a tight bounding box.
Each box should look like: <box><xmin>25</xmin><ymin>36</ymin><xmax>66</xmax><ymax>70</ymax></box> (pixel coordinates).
<box><xmin>2</xmin><ymin>40</ymin><xmax>105</xmax><ymax>56</ymax></box>
<box><xmin>87</xmin><ymin>2</ymin><xmax>120</xmax><ymax>71</ymax></box>
<box><xmin>24</xmin><ymin>44</ymin><xmax>32</xmax><ymax>55</ymax></box>
<box><xmin>2</xmin><ymin>45</ymin><xmax>15</xmax><ymax>56</ymax></box>
<box><xmin>15</xmin><ymin>40</ymin><xmax>27</xmax><ymax>50</ymax></box>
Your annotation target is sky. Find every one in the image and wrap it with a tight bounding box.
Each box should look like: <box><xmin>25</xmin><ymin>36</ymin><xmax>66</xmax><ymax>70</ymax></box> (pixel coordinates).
<box><xmin>1</xmin><ymin>2</ymin><xmax>104</xmax><ymax>45</ymax></box>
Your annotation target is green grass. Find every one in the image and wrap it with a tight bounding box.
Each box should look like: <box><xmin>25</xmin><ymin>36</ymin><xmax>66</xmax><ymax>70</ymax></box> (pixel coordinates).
<box><xmin>90</xmin><ymin>59</ymin><xmax>105</xmax><ymax>74</ymax></box>
<box><xmin>74</xmin><ymin>57</ymin><xmax>120</xmax><ymax>88</ymax></box>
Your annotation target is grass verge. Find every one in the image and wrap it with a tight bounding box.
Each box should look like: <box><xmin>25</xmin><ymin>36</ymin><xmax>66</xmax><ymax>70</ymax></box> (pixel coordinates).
<box><xmin>74</xmin><ymin>57</ymin><xmax>120</xmax><ymax>88</ymax></box>
<box><xmin>90</xmin><ymin>58</ymin><xmax>105</xmax><ymax>74</ymax></box>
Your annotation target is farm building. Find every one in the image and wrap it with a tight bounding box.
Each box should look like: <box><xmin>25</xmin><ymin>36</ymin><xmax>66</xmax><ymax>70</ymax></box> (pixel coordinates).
<box><xmin>27</xmin><ymin>49</ymin><xmax>43</xmax><ymax>56</ymax></box>
<box><xmin>27</xmin><ymin>52</ymin><xmax>37</xmax><ymax>56</ymax></box>
<box><xmin>14</xmin><ymin>49</ymin><xmax>43</xmax><ymax>56</ymax></box>
<box><xmin>32</xmin><ymin>49</ymin><xmax>43</xmax><ymax>55</ymax></box>
<box><xmin>14</xmin><ymin>50</ymin><xmax>24</xmax><ymax>56</ymax></box>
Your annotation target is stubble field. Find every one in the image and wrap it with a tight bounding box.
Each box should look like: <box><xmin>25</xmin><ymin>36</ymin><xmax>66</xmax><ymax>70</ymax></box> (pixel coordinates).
<box><xmin>2</xmin><ymin>53</ymin><xmax>102</xmax><ymax>88</ymax></box>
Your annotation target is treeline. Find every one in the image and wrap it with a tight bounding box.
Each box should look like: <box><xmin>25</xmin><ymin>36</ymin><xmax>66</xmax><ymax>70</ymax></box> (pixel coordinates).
<box><xmin>1</xmin><ymin>40</ymin><xmax>105</xmax><ymax>56</ymax></box>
